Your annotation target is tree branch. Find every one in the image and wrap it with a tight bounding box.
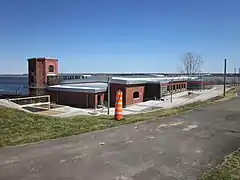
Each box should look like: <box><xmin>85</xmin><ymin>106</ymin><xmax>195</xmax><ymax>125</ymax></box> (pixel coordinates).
<box><xmin>180</xmin><ymin>52</ymin><xmax>203</xmax><ymax>75</ymax></box>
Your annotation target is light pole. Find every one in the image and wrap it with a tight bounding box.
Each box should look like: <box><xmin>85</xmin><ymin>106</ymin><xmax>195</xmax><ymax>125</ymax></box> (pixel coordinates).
<box><xmin>159</xmin><ymin>81</ymin><xmax>161</xmax><ymax>101</ymax></box>
<box><xmin>234</xmin><ymin>68</ymin><xmax>237</xmax><ymax>86</ymax></box>
<box><xmin>223</xmin><ymin>59</ymin><xmax>227</xmax><ymax>96</ymax></box>
<box><xmin>198</xmin><ymin>73</ymin><xmax>202</xmax><ymax>91</ymax></box>
<box><xmin>170</xmin><ymin>78</ymin><xmax>173</xmax><ymax>103</ymax></box>
<box><xmin>107</xmin><ymin>77</ymin><xmax>111</xmax><ymax>115</ymax></box>
<box><xmin>238</xmin><ymin>68</ymin><xmax>240</xmax><ymax>86</ymax></box>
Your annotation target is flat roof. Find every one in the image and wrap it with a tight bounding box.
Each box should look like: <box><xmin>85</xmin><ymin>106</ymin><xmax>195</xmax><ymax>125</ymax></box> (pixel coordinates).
<box><xmin>28</xmin><ymin>57</ymin><xmax>58</xmax><ymax>61</ymax></box>
<box><xmin>146</xmin><ymin>80</ymin><xmax>171</xmax><ymax>84</ymax></box>
<box><xmin>48</xmin><ymin>82</ymin><xmax>107</xmax><ymax>93</ymax></box>
<box><xmin>111</xmin><ymin>76</ymin><xmax>197</xmax><ymax>85</ymax></box>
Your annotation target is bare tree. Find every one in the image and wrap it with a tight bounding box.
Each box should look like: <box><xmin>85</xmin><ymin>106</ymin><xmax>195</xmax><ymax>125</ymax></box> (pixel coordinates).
<box><xmin>181</xmin><ymin>52</ymin><xmax>203</xmax><ymax>75</ymax></box>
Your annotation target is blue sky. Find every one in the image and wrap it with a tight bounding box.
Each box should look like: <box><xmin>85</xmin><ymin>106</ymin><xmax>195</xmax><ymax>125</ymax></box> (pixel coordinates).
<box><xmin>0</xmin><ymin>0</ymin><xmax>240</xmax><ymax>73</ymax></box>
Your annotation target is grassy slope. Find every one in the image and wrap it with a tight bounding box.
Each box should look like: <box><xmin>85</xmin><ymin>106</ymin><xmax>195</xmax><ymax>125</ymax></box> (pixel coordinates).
<box><xmin>201</xmin><ymin>149</ymin><xmax>240</xmax><ymax>180</ymax></box>
<box><xmin>0</xmin><ymin>87</ymin><xmax>237</xmax><ymax>147</ymax></box>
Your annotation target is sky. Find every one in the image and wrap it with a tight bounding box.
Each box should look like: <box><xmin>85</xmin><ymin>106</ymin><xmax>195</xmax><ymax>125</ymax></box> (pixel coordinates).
<box><xmin>0</xmin><ymin>0</ymin><xmax>240</xmax><ymax>74</ymax></box>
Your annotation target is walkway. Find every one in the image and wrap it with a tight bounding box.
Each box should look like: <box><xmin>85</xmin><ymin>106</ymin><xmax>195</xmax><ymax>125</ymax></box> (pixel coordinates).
<box><xmin>52</xmin><ymin>85</ymin><xmax>228</xmax><ymax>117</ymax></box>
<box><xmin>97</xmin><ymin>85</ymin><xmax>228</xmax><ymax>115</ymax></box>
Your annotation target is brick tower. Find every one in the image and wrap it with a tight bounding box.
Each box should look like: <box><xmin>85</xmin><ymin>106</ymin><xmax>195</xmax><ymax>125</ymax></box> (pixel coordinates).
<box><xmin>28</xmin><ymin>57</ymin><xmax>58</xmax><ymax>96</ymax></box>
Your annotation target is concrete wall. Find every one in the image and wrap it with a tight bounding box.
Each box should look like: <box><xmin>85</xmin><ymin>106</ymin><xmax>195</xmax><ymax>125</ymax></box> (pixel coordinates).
<box><xmin>161</xmin><ymin>84</ymin><xmax>168</xmax><ymax>96</ymax></box>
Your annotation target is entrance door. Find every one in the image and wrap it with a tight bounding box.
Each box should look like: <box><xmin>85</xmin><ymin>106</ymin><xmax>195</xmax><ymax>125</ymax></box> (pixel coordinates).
<box><xmin>97</xmin><ymin>94</ymin><xmax>101</xmax><ymax>105</ymax></box>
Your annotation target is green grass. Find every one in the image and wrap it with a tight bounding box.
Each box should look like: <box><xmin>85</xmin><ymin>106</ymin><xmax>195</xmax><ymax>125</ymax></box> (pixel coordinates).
<box><xmin>201</xmin><ymin>149</ymin><xmax>240</xmax><ymax>180</ymax></box>
<box><xmin>0</xmin><ymin>87</ymin><xmax>238</xmax><ymax>147</ymax></box>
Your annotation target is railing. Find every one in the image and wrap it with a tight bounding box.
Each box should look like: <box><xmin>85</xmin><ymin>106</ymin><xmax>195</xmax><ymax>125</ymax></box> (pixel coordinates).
<box><xmin>9</xmin><ymin>95</ymin><xmax>51</xmax><ymax>110</ymax></box>
<box><xmin>47</xmin><ymin>75</ymin><xmax>86</xmax><ymax>86</ymax></box>
<box><xmin>47</xmin><ymin>76</ymin><xmax>61</xmax><ymax>86</ymax></box>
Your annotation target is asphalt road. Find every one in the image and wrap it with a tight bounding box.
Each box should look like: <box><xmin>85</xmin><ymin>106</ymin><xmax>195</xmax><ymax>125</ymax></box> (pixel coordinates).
<box><xmin>0</xmin><ymin>89</ymin><xmax>240</xmax><ymax>180</ymax></box>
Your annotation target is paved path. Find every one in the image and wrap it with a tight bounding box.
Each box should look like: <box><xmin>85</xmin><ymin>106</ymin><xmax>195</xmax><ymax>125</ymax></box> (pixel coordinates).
<box><xmin>0</xmin><ymin>89</ymin><xmax>240</xmax><ymax>180</ymax></box>
<box><xmin>50</xmin><ymin>85</ymin><xmax>227</xmax><ymax>117</ymax></box>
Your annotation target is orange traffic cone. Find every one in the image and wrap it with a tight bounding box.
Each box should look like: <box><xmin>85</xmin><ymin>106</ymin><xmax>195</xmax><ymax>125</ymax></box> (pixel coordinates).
<box><xmin>114</xmin><ymin>90</ymin><xmax>123</xmax><ymax>120</ymax></box>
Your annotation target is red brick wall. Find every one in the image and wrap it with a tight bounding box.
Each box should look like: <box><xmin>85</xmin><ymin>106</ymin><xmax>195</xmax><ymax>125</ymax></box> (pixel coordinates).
<box><xmin>185</xmin><ymin>81</ymin><xmax>187</xmax><ymax>89</ymax></box>
<box><xmin>45</xmin><ymin>59</ymin><xmax>58</xmax><ymax>75</ymax></box>
<box><xmin>110</xmin><ymin>83</ymin><xmax>145</xmax><ymax>107</ymax></box>
<box><xmin>59</xmin><ymin>91</ymin><xmax>87</xmax><ymax>107</ymax></box>
<box><xmin>28</xmin><ymin>58</ymin><xmax>58</xmax><ymax>96</ymax></box>
<box><xmin>29</xmin><ymin>58</ymin><xmax>58</xmax><ymax>87</ymax></box>
<box><xmin>48</xmin><ymin>90</ymin><xmax>97</xmax><ymax>108</ymax></box>
<box><xmin>167</xmin><ymin>81</ymin><xmax>187</xmax><ymax>92</ymax></box>
<box><xmin>44</xmin><ymin>59</ymin><xmax>58</xmax><ymax>83</ymax></box>
<box><xmin>125</xmin><ymin>85</ymin><xmax>145</xmax><ymax>106</ymax></box>
<box><xmin>36</xmin><ymin>59</ymin><xmax>45</xmax><ymax>86</ymax></box>
<box><xmin>110</xmin><ymin>83</ymin><xmax>126</xmax><ymax>107</ymax></box>
<box><xmin>28</xmin><ymin>59</ymin><xmax>36</xmax><ymax>87</ymax></box>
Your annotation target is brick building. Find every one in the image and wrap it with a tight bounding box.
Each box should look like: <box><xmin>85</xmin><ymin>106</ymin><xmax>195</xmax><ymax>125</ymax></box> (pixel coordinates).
<box><xmin>47</xmin><ymin>83</ymin><xmax>107</xmax><ymax>109</ymax></box>
<box><xmin>109</xmin><ymin>78</ymin><xmax>145</xmax><ymax>107</ymax></box>
<box><xmin>144</xmin><ymin>80</ymin><xmax>187</xmax><ymax>101</ymax></box>
<box><xmin>109</xmin><ymin>77</ymin><xmax>189</xmax><ymax>107</ymax></box>
<box><xmin>28</xmin><ymin>57</ymin><xmax>58</xmax><ymax>96</ymax></box>
<box><xmin>27</xmin><ymin>57</ymin><xmax>197</xmax><ymax>109</ymax></box>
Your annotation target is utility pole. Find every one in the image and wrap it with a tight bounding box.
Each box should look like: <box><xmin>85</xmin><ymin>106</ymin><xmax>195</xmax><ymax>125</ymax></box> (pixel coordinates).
<box><xmin>223</xmin><ymin>59</ymin><xmax>227</xmax><ymax>96</ymax></box>
<box><xmin>234</xmin><ymin>68</ymin><xmax>237</xmax><ymax>86</ymax></box>
<box><xmin>199</xmin><ymin>73</ymin><xmax>202</xmax><ymax>92</ymax></box>
<box><xmin>238</xmin><ymin>68</ymin><xmax>240</xmax><ymax>86</ymax></box>
<box><xmin>159</xmin><ymin>81</ymin><xmax>162</xmax><ymax>101</ymax></box>
<box><xmin>107</xmin><ymin>77</ymin><xmax>111</xmax><ymax>115</ymax></box>
<box><xmin>170</xmin><ymin>78</ymin><xmax>173</xmax><ymax>102</ymax></box>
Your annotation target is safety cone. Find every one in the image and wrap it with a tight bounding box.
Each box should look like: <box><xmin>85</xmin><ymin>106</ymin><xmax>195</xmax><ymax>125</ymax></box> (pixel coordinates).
<box><xmin>114</xmin><ymin>90</ymin><xmax>123</xmax><ymax>120</ymax></box>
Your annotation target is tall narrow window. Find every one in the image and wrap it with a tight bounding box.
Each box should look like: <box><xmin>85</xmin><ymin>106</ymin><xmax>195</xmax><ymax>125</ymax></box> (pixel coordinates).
<box><xmin>49</xmin><ymin>65</ymin><xmax>54</xmax><ymax>72</ymax></box>
<box><xmin>133</xmin><ymin>91</ymin><xmax>140</xmax><ymax>99</ymax></box>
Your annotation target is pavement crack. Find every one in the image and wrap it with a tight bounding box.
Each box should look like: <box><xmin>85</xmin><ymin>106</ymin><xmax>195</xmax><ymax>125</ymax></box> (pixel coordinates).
<box><xmin>224</xmin><ymin>129</ymin><xmax>240</xmax><ymax>133</ymax></box>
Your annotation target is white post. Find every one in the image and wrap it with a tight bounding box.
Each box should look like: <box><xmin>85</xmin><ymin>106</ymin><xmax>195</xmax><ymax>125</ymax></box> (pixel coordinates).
<box><xmin>48</xmin><ymin>95</ymin><xmax>50</xmax><ymax>110</ymax></box>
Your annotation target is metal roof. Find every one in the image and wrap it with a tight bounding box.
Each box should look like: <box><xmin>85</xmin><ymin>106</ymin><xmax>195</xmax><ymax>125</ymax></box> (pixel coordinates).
<box><xmin>52</xmin><ymin>76</ymin><xmax>198</xmax><ymax>88</ymax></box>
<box><xmin>111</xmin><ymin>76</ymin><xmax>197</xmax><ymax>85</ymax></box>
<box><xmin>48</xmin><ymin>82</ymin><xmax>107</xmax><ymax>93</ymax></box>
<box><xmin>146</xmin><ymin>80</ymin><xmax>171</xmax><ymax>84</ymax></box>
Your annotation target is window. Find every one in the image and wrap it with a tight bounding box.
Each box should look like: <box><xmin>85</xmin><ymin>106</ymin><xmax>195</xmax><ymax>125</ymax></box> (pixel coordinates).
<box><xmin>48</xmin><ymin>65</ymin><xmax>54</xmax><ymax>72</ymax></box>
<box><xmin>133</xmin><ymin>91</ymin><xmax>140</xmax><ymax>99</ymax></box>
